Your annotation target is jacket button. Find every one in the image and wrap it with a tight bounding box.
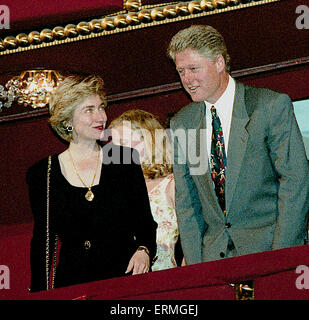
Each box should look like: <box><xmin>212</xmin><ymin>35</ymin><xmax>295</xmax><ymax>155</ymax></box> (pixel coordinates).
<box><xmin>84</xmin><ymin>240</ymin><xmax>91</xmax><ymax>250</ymax></box>
<box><xmin>225</xmin><ymin>223</ymin><xmax>231</xmax><ymax>228</ymax></box>
<box><xmin>220</xmin><ymin>252</ymin><xmax>225</xmax><ymax>258</ymax></box>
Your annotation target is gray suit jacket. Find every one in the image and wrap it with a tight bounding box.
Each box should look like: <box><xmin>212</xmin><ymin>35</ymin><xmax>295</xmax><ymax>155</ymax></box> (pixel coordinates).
<box><xmin>170</xmin><ymin>81</ymin><xmax>309</xmax><ymax>264</ymax></box>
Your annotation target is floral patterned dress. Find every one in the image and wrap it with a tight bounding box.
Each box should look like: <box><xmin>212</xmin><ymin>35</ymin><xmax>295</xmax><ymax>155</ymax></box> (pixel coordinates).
<box><xmin>147</xmin><ymin>174</ymin><xmax>179</xmax><ymax>271</ymax></box>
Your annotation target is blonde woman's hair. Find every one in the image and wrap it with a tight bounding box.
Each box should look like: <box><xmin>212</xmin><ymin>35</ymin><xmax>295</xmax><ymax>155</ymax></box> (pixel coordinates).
<box><xmin>109</xmin><ymin>109</ymin><xmax>173</xmax><ymax>179</ymax></box>
<box><xmin>167</xmin><ymin>24</ymin><xmax>231</xmax><ymax>72</ymax></box>
<box><xmin>49</xmin><ymin>75</ymin><xmax>107</xmax><ymax>141</ymax></box>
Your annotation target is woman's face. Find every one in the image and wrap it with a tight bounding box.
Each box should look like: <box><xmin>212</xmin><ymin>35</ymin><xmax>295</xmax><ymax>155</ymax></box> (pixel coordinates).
<box><xmin>71</xmin><ymin>94</ymin><xmax>107</xmax><ymax>142</ymax></box>
<box><xmin>111</xmin><ymin>124</ymin><xmax>145</xmax><ymax>158</ymax></box>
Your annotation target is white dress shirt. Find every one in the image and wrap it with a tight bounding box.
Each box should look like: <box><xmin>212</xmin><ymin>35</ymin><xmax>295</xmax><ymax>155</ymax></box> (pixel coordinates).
<box><xmin>204</xmin><ymin>75</ymin><xmax>236</xmax><ymax>162</ymax></box>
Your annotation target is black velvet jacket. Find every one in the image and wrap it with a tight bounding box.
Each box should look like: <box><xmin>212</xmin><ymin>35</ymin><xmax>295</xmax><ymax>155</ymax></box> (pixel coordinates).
<box><xmin>27</xmin><ymin>144</ymin><xmax>157</xmax><ymax>292</ymax></box>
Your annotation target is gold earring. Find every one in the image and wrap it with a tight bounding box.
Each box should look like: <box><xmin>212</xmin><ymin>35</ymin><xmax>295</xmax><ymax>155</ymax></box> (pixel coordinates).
<box><xmin>65</xmin><ymin>123</ymin><xmax>73</xmax><ymax>132</ymax></box>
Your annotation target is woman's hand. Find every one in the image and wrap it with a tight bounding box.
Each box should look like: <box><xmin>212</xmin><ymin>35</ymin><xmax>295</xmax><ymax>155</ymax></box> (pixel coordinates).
<box><xmin>125</xmin><ymin>249</ymin><xmax>150</xmax><ymax>275</ymax></box>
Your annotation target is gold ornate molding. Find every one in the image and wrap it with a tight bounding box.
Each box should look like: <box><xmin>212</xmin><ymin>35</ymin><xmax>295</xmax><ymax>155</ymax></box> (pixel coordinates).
<box><xmin>0</xmin><ymin>0</ymin><xmax>281</xmax><ymax>56</ymax></box>
<box><xmin>124</xmin><ymin>0</ymin><xmax>142</xmax><ymax>11</ymax></box>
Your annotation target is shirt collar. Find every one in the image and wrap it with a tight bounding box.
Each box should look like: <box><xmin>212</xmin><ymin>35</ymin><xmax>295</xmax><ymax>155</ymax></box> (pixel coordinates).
<box><xmin>204</xmin><ymin>75</ymin><xmax>235</xmax><ymax>114</ymax></box>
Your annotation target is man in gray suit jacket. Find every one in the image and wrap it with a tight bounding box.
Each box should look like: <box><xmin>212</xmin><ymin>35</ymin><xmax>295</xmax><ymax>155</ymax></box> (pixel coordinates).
<box><xmin>167</xmin><ymin>25</ymin><xmax>309</xmax><ymax>265</ymax></box>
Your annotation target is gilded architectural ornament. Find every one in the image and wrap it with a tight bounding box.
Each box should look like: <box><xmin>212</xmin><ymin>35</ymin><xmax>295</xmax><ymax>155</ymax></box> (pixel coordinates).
<box><xmin>124</xmin><ymin>0</ymin><xmax>142</xmax><ymax>12</ymax></box>
<box><xmin>126</xmin><ymin>12</ymin><xmax>141</xmax><ymax>25</ymax></box>
<box><xmin>0</xmin><ymin>70</ymin><xmax>64</xmax><ymax>110</ymax></box>
<box><xmin>52</xmin><ymin>27</ymin><xmax>66</xmax><ymax>40</ymax></box>
<box><xmin>29</xmin><ymin>31</ymin><xmax>43</xmax><ymax>44</ymax></box>
<box><xmin>0</xmin><ymin>0</ymin><xmax>281</xmax><ymax>56</ymax></box>
<box><xmin>76</xmin><ymin>22</ymin><xmax>92</xmax><ymax>36</ymax></box>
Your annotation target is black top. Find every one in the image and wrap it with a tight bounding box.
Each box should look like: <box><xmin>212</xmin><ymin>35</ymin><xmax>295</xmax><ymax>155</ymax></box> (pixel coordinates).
<box><xmin>27</xmin><ymin>144</ymin><xmax>157</xmax><ymax>292</ymax></box>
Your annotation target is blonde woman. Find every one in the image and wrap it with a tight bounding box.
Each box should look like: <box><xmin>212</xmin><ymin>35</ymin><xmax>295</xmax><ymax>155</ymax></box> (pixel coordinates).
<box><xmin>27</xmin><ymin>76</ymin><xmax>157</xmax><ymax>292</ymax></box>
<box><xmin>109</xmin><ymin>109</ymin><xmax>182</xmax><ymax>271</ymax></box>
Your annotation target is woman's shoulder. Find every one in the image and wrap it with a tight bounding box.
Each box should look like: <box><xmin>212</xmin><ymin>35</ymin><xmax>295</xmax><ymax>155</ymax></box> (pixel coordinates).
<box><xmin>26</xmin><ymin>154</ymin><xmax>58</xmax><ymax>183</ymax></box>
<box><xmin>102</xmin><ymin>143</ymin><xmax>141</xmax><ymax>165</ymax></box>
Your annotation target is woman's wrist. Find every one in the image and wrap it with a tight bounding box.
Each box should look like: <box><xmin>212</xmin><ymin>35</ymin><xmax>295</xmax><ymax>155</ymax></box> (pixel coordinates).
<box><xmin>136</xmin><ymin>246</ymin><xmax>150</xmax><ymax>256</ymax></box>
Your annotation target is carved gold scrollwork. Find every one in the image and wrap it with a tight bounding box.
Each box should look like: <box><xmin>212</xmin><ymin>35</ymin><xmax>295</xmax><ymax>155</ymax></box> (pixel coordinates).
<box><xmin>151</xmin><ymin>8</ymin><xmax>165</xmax><ymax>21</ymax></box>
<box><xmin>0</xmin><ymin>0</ymin><xmax>281</xmax><ymax>55</ymax></box>
<box><xmin>16</xmin><ymin>33</ymin><xmax>30</xmax><ymax>47</ymax></box>
<box><xmin>163</xmin><ymin>6</ymin><xmax>178</xmax><ymax>19</ymax></box>
<box><xmin>101</xmin><ymin>17</ymin><xmax>116</xmax><ymax>31</ymax></box>
<box><xmin>52</xmin><ymin>27</ymin><xmax>66</xmax><ymax>40</ymax></box>
<box><xmin>126</xmin><ymin>12</ymin><xmax>141</xmax><ymax>25</ymax></box>
<box><xmin>124</xmin><ymin>0</ymin><xmax>142</xmax><ymax>12</ymax></box>
<box><xmin>138</xmin><ymin>9</ymin><xmax>152</xmax><ymax>23</ymax></box>
<box><xmin>200</xmin><ymin>0</ymin><xmax>215</xmax><ymax>10</ymax></box>
<box><xmin>76</xmin><ymin>22</ymin><xmax>91</xmax><ymax>36</ymax></box>
<box><xmin>40</xmin><ymin>29</ymin><xmax>54</xmax><ymax>43</ymax></box>
<box><xmin>213</xmin><ymin>0</ymin><xmax>229</xmax><ymax>9</ymax></box>
<box><xmin>4</xmin><ymin>36</ymin><xmax>18</xmax><ymax>50</ymax></box>
<box><xmin>64</xmin><ymin>24</ymin><xmax>79</xmax><ymax>38</ymax></box>
<box><xmin>176</xmin><ymin>3</ymin><xmax>190</xmax><ymax>16</ymax></box>
<box><xmin>89</xmin><ymin>20</ymin><xmax>103</xmax><ymax>33</ymax></box>
<box><xmin>114</xmin><ymin>15</ymin><xmax>129</xmax><ymax>28</ymax></box>
<box><xmin>0</xmin><ymin>40</ymin><xmax>5</xmax><ymax>52</ymax></box>
<box><xmin>188</xmin><ymin>1</ymin><xmax>203</xmax><ymax>14</ymax></box>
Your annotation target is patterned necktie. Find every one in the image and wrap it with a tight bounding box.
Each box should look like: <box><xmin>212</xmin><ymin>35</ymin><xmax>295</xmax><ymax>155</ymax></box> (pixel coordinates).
<box><xmin>210</xmin><ymin>106</ymin><xmax>227</xmax><ymax>214</ymax></box>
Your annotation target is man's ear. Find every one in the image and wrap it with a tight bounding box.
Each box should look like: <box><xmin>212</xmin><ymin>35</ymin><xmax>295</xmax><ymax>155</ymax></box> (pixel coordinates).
<box><xmin>215</xmin><ymin>54</ymin><xmax>226</xmax><ymax>73</ymax></box>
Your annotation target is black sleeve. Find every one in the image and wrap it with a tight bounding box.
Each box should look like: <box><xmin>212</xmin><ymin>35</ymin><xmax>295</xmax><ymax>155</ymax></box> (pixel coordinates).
<box><xmin>126</xmin><ymin>148</ymin><xmax>157</xmax><ymax>261</ymax></box>
<box><xmin>26</xmin><ymin>158</ymin><xmax>57</xmax><ymax>292</ymax></box>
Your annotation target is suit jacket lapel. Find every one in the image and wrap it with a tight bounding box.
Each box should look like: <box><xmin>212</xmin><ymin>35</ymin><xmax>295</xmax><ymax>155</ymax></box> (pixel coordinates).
<box><xmin>185</xmin><ymin>102</ymin><xmax>204</xmax><ymax>163</ymax></box>
<box><xmin>225</xmin><ymin>81</ymin><xmax>249</xmax><ymax>213</ymax></box>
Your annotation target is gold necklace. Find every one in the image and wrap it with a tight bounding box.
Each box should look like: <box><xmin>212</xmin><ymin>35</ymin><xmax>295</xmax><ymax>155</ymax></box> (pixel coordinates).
<box><xmin>68</xmin><ymin>147</ymin><xmax>101</xmax><ymax>201</ymax></box>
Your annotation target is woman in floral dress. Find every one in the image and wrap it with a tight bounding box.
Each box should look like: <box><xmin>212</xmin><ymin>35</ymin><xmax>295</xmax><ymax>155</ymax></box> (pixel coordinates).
<box><xmin>109</xmin><ymin>109</ymin><xmax>183</xmax><ymax>270</ymax></box>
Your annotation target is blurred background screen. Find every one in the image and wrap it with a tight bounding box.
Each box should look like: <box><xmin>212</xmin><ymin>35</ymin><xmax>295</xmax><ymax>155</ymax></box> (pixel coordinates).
<box><xmin>294</xmin><ymin>98</ymin><xmax>309</xmax><ymax>160</ymax></box>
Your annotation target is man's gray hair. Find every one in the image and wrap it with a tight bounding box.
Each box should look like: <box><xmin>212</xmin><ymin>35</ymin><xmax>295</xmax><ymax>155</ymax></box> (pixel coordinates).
<box><xmin>167</xmin><ymin>24</ymin><xmax>231</xmax><ymax>72</ymax></box>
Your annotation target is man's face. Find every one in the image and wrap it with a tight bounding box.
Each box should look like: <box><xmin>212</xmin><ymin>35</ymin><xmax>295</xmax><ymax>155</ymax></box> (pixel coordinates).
<box><xmin>175</xmin><ymin>48</ymin><xmax>225</xmax><ymax>104</ymax></box>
